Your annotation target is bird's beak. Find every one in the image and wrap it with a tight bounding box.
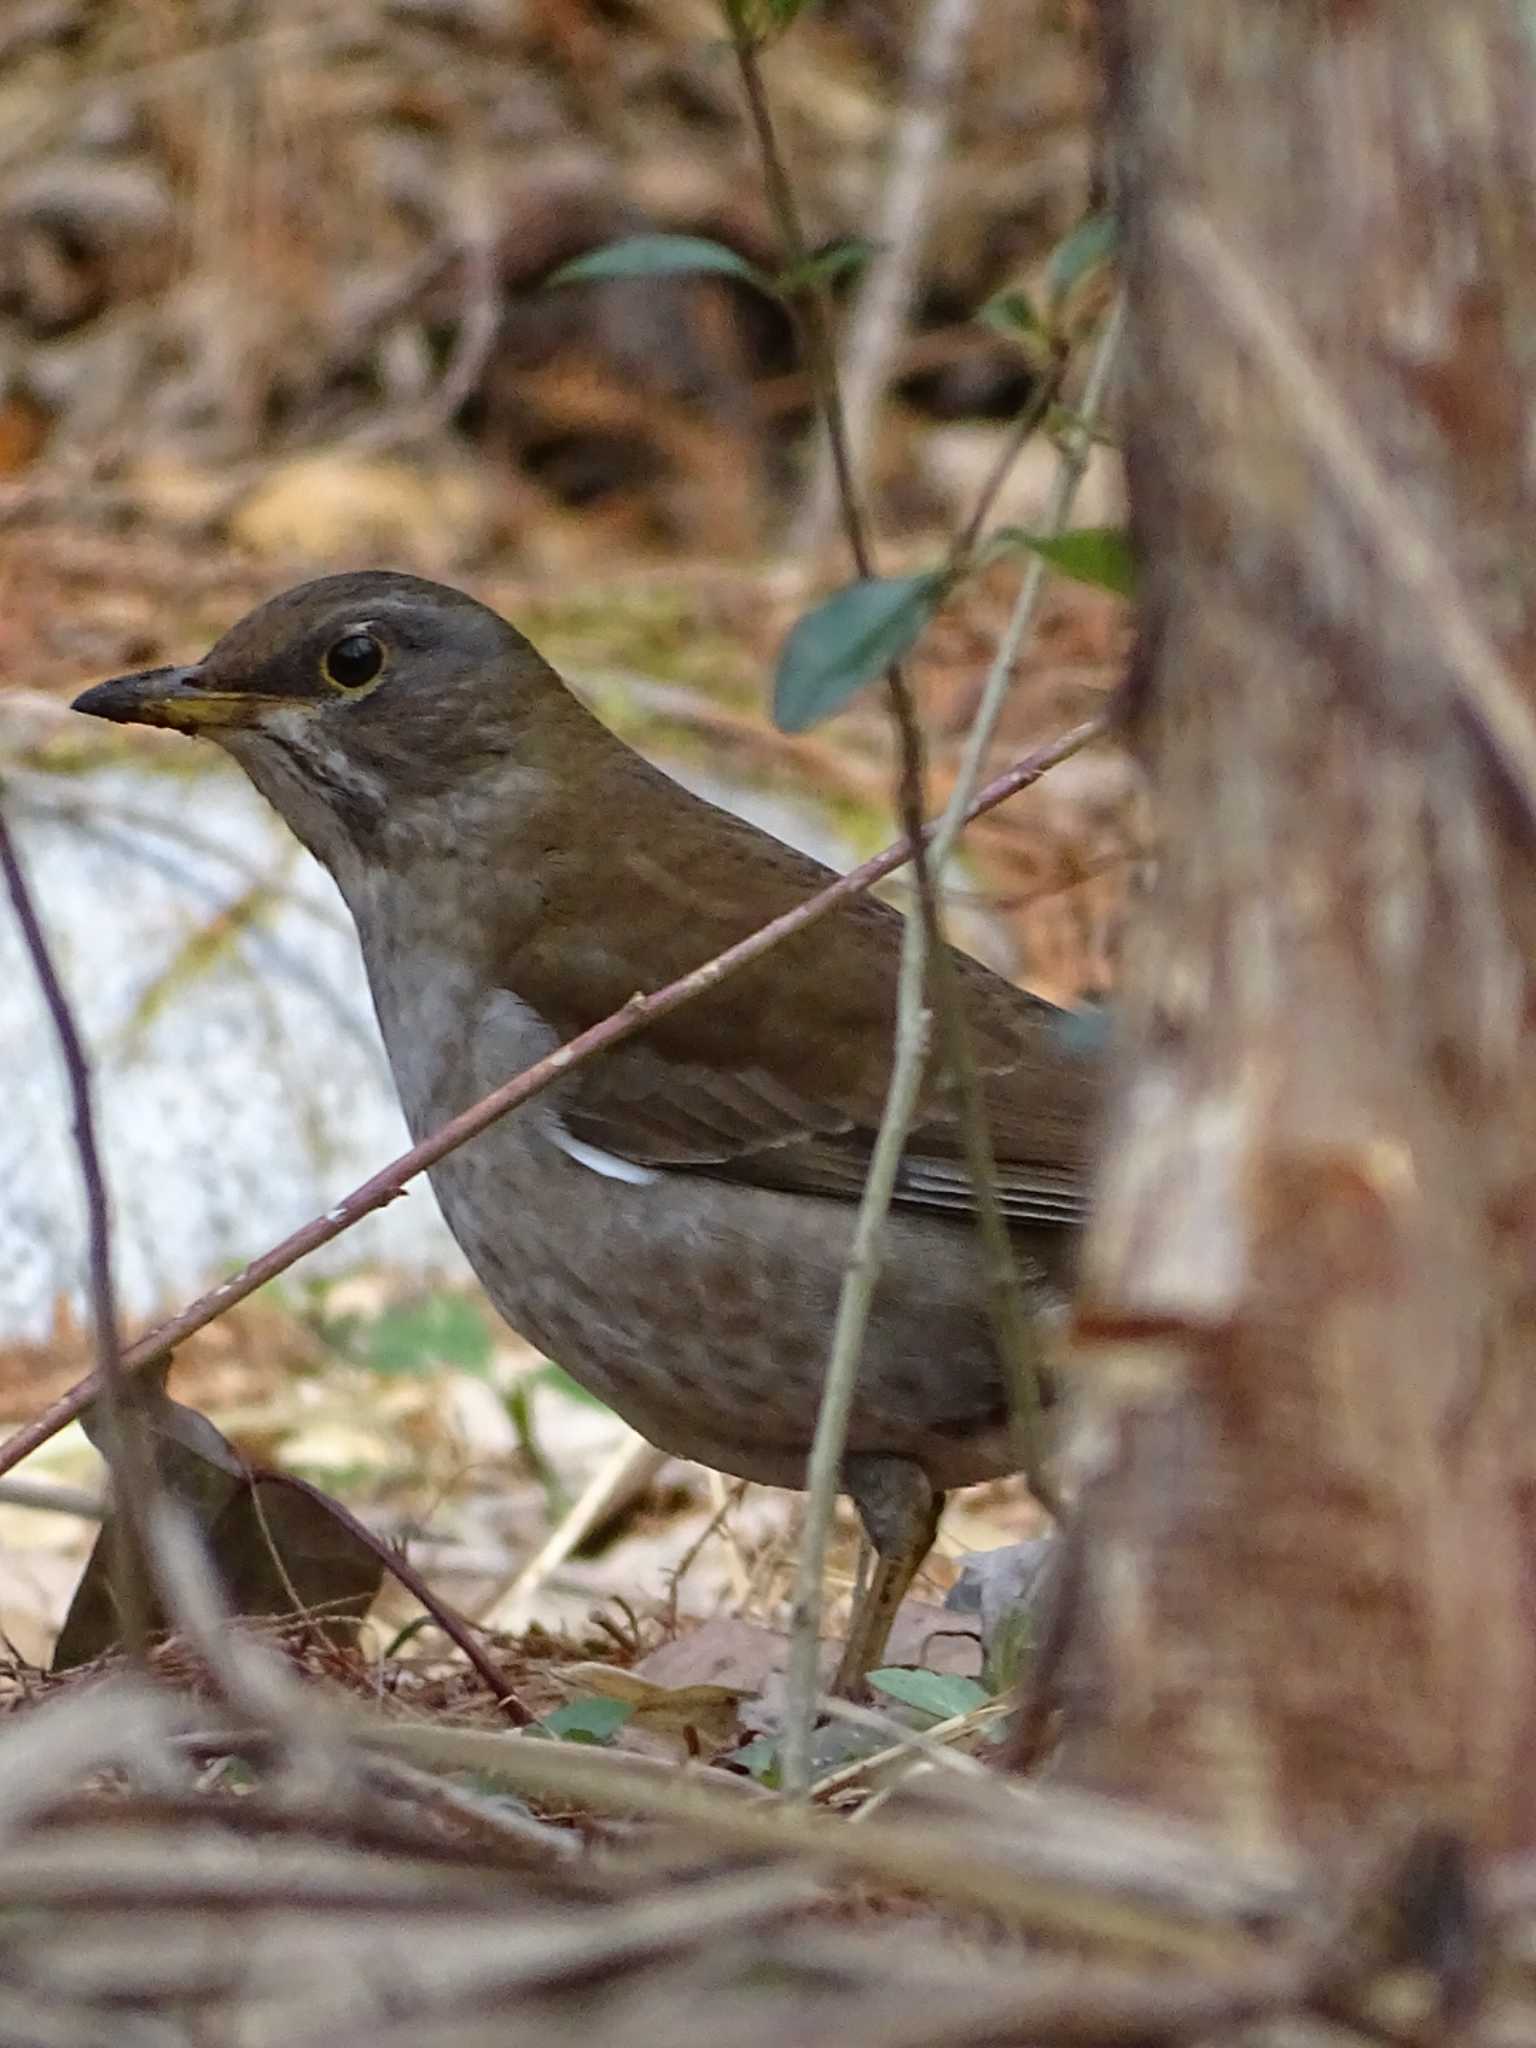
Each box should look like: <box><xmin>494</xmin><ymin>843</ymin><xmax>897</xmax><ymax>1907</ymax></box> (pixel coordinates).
<box><xmin>72</xmin><ymin>665</ymin><xmax>273</xmax><ymax>735</ymax></box>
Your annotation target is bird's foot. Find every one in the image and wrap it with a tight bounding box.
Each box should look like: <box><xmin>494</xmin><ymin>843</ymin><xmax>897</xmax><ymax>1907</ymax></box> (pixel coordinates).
<box><xmin>832</xmin><ymin>1455</ymin><xmax>943</xmax><ymax>1697</ymax></box>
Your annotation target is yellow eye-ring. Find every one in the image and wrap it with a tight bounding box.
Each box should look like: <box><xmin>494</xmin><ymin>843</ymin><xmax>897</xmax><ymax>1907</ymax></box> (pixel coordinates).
<box><xmin>323</xmin><ymin>630</ymin><xmax>385</xmax><ymax>691</ymax></box>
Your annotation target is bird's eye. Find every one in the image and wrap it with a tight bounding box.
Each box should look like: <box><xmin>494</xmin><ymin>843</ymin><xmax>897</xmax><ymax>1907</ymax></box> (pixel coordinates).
<box><xmin>322</xmin><ymin>631</ymin><xmax>384</xmax><ymax>691</ymax></box>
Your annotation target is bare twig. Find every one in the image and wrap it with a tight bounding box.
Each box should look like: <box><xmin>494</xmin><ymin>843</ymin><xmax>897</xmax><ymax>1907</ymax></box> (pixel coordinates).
<box><xmin>950</xmin><ymin>349</ymin><xmax>1070</xmax><ymax>568</ymax></box>
<box><xmin>0</xmin><ymin>723</ymin><xmax>1106</xmax><ymax>1487</ymax></box>
<box><xmin>780</xmin><ymin>906</ymin><xmax>932</xmax><ymax>1800</ymax></box>
<box><xmin>502</xmin><ymin>1431</ymin><xmax>666</xmax><ymax>1618</ymax></box>
<box><xmin>810</xmin><ymin>1694</ymin><xmax>1007</xmax><ymax>1803</ymax></box>
<box><xmin>247</xmin><ymin>1468</ymin><xmax>531</xmax><ymax>1722</ymax></box>
<box><xmin>0</xmin><ymin>803</ymin><xmax>153</xmax><ymax>1650</ymax></box>
<box><xmin>936</xmin><ymin>300</ymin><xmax>1125</xmax><ymax>1492</ymax></box>
<box><xmin>0</xmin><ymin>1478</ymin><xmax>103</xmax><ymax>1518</ymax></box>
<box><xmin>726</xmin><ymin>0</ymin><xmax>1030</xmax><ymax>1793</ymax></box>
<box><xmin>906</xmin><ymin>353</ymin><xmax>1090</xmax><ymax>1494</ymax></box>
<box><xmin>726</xmin><ymin>20</ymin><xmax>873</xmax><ymax>568</ymax></box>
<box><xmin>780</xmin><ymin>305</ymin><xmax>1125</xmax><ymax>1794</ymax></box>
<box><xmin>662</xmin><ymin>1474</ymin><xmax>751</xmax><ymax>1632</ymax></box>
<box><xmin>345</xmin><ymin>1708</ymin><xmax>1295</xmax><ymax>1961</ymax></box>
<box><xmin>942</xmin><ymin>304</ymin><xmax>1125</xmax><ymax>871</ymax></box>
<box><xmin>793</xmin><ymin>0</ymin><xmax>981</xmax><ymax>555</ymax></box>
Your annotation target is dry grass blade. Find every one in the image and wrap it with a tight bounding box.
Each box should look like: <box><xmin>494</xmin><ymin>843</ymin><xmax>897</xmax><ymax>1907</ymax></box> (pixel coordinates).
<box><xmin>346</xmin><ymin>1707</ymin><xmax>1296</xmax><ymax>1961</ymax></box>
<box><xmin>810</xmin><ymin>1694</ymin><xmax>1009</xmax><ymax>1805</ymax></box>
<box><xmin>0</xmin><ymin>1672</ymin><xmax>1526</xmax><ymax>2046</ymax></box>
<box><xmin>0</xmin><ymin>1676</ymin><xmax>178</xmax><ymax>1834</ymax></box>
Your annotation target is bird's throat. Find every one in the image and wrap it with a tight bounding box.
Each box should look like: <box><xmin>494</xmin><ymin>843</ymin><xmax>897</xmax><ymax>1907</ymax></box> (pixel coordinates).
<box><xmin>219</xmin><ymin>717</ymin><xmax>391</xmax><ymax>873</ymax></box>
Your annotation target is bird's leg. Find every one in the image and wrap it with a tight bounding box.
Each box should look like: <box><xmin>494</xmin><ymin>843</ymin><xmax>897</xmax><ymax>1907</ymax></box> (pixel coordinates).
<box><xmin>833</xmin><ymin>1454</ymin><xmax>943</xmax><ymax>1697</ymax></box>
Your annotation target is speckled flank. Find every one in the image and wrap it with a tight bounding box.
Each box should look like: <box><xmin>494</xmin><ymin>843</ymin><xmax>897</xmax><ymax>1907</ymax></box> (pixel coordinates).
<box><xmin>348</xmin><ymin>859</ymin><xmax>1032</xmax><ymax>1493</ymax></box>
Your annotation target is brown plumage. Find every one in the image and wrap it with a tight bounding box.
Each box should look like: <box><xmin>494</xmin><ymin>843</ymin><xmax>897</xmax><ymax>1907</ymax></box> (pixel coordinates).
<box><xmin>75</xmin><ymin>570</ymin><xmax>1102</xmax><ymax>1688</ymax></box>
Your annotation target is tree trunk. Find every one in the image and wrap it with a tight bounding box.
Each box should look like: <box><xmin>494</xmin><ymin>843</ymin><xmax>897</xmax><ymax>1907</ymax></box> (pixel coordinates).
<box><xmin>1056</xmin><ymin>0</ymin><xmax>1536</xmax><ymax>1855</ymax></box>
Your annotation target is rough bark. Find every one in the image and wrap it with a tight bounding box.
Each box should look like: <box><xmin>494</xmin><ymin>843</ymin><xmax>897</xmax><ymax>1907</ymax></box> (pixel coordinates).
<box><xmin>1058</xmin><ymin>1</ymin><xmax>1536</xmax><ymax>1855</ymax></box>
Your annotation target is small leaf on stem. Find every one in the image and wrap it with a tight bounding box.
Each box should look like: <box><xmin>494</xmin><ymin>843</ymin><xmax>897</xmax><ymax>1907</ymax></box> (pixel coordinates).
<box><xmin>1001</xmin><ymin>525</ymin><xmax>1136</xmax><ymax>599</ymax></box>
<box><xmin>979</xmin><ymin>287</ymin><xmax>1048</xmax><ymax>346</ymax></box>
<box><xmin>1046</xmin><ymin>210</ymin><xmax>1118</xmax><ymax>316</ymax></box>
<box><xmin>539</xmin><ymin>1697</ymin><xmax>635</xmax><ymax>1745</ymax></box>
<box><xmin>778</xmin><ymin>235</ymin><xmax>882</xmax><ymax>296</ymax></box>
<box><xmin>547</xmin><ymin>235</ymin><xmax>776</xmax><ymax>296</ymax></box>
<box><xmin>867</xmin><ymin>1667</ymin><xmax>992</xmax><ymax>1721</ymax></box>
<box><xmin>722</xmin><ymin>0</ymin><xmax>815</xmax><ymax>39</ymax></box>
<box><xmin>774</xmin><ymin>572</ymin><xmax>945</xmax><ymax>732</ymax></box>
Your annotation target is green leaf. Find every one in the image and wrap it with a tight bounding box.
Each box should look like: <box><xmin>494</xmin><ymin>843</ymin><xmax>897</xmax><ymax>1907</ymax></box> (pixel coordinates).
<box><xmin>867</xmin><ymin>1668</ymin><xmax>991</xmax><ymax>1722</ymax></box>
<box><xmin>777</xmin><ymin>235</ymin><xmax>880</xmax><ymax>295</ymax></box>
<box><xmin>365</xmin><ymin>1294</ymin><xmax>494</xmax><ymax>1377</ymax></box>
<box><xmin>540</xmin><ymin>1697</ymin><xmax>634</xmax><ymax>1745</ymax></box>
<box><xmin>1006</xmin><ymin>525</ymin><xmax>1136</xmax><ymax>599</ymax></box>
<box><xmin>773</xmin><ymin>571</ymin><xmax>944</xmax><ymax>732</ymax></box>
<box><xmin>979</xmin><ymin>287</ymin><xmax>1047</xmax><ymax>345</ymax></box>
<box><xmin>725</xmin><ymin>1734</ymin><xmax>781</xmax><ymax>1785</ymax></box>
<box><xmin>503</xmin><ymin>1381</ymin><xmax>571</xmax><ymax>1524</ymax></box>
<box><xmin>722</xmin><ymin>0</ymin><xmax>814</xmax><ymax>37</ymax></box>
<box><xmin>547</xmin><ymin>235</ymin><xmax>775</xmax><ymax>297</ymax></box>
<box><xmin>982</xmin><ymin>1599</ymin><xmax>1037</xmax><ymax>1695</ymax></box>
<box><xmin>1046</xmin><ymin>210</ymin><xmax>1117</xmax><ymax>312</ymax></box>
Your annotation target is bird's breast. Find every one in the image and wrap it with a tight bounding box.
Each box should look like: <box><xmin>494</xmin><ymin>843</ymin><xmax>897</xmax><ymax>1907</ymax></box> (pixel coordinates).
<box><xmin>366</xmin><ymin>957</ymin><xmax>560</xmax><ymax>1139</ymax></box>
<box><xmin>338</xmin><ymin>870</ymin><xmax>1022</xmax><ymax>1493</ymax></box>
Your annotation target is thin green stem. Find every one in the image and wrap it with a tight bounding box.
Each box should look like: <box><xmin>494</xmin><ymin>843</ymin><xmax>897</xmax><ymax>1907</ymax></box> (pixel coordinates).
<box><xmin>728</xmin><ymin>24</ymin><xmax>873</xmax><ymax>574</ymax></box>
<box><xmin>951</xmin><ymin>349</ymin><xmax>1070</xmax><ymax>568</ymax></box>
<box><xmin>0</xmin><ymin>802</ymin><xmax>154</xmax><ymax>1655</ymax></box>
<box><xmin>779</xmin><ymin>300</ymin><xmax>1125</xmax><ymax>1795</ymax></box>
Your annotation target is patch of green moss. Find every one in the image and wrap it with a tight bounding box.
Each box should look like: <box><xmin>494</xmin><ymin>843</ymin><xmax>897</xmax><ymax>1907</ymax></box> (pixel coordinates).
<box><xmin>517</xmin><ymin>583</ymin><xmax>763</xmax><ymax>711</ymax></box>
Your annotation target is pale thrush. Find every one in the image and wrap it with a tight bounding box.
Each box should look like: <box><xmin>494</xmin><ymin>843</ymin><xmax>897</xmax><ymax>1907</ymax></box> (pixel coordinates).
<box><xmin>74</xmin><ymin>572</ymin><xmax>1101</xmax><ymax>1688</ymax></box>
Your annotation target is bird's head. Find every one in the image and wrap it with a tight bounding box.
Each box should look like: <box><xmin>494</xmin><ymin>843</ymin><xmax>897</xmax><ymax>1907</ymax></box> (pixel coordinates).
<box><xmin>72</xmin><ymin>570</ymin><xmax>568</xmax><ymax>868</ymax></box>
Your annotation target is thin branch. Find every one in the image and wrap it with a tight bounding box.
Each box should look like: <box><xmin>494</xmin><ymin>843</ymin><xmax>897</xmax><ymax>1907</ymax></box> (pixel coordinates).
<box><xmin>943</xmin><ymin>301</ymin><xmax>1126</xmax><ymax>838</ymax></box>
<box><xmin>342</xmin><ymin>1708</ymin><xmax>1296</xmax><ymax>1961</ymax></box>
<box><xmin>781</xmin><ymin>906</ymin><xmax>933</xmax><ymax>1799</ymax></box>
<box><xmin>247</xmin><ymin>1468</ymin><xmax>531</xmax><ymax>1723</ymax></box>
<box><xmin>931</xmin><ymin>301</ymin><xmax>1125</xmax><ymax>1492</ymax></box>
<box><xmin>728</xmin><ymin>12</ymin><xmax>1114</xmax><ymax>1784</ymax></box>
<box><xmin>0</xmin><ymin>722</ymin><xmax>1107</xmax><ymax>1488</ymax></box>
<box><xmin>793</xmin><ymin>0</ymin><xmax>981</xmax><ymax>555</ymax></box>
<box><xmin>779</xmin><ymin>302</ymin><xmax>1126</xmax><ymax>1795</ymax></box>
<box><xmin>728</xmin><ymin>4</ymin><xmax>1006</xmax><ymax>1785</ymax></box>
<box><xmin>915</xmin><ymin>345</ymin><xmax>1084</xmax><ymax>1504</ymax></box>
<box><xmin>727</xmin><ymin>19</ymin><xmax>874</xmax><ymax>571</ymax></box>
<box><xmin>0</xmin><ymin>1478</ymin><xmax>103</xmax><ymax>1518</ymax></box>
<box><xmin>0</xmin><ymin>802</ymin><xmax>153</xmax><ymax>1650</ymax></box>
<box><xmin>950</xmin><ymin>348</ymin><xmax>1070</xmax><ymax>568</ymax></box>
<box><xmin>726</xmin><ymin>12</ymin><xmax>944</xmax><ymax>946</ymax></box>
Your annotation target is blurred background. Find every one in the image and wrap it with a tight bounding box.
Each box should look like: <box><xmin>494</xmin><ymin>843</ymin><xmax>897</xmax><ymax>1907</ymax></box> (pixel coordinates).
<box><xmin>0</xmin><ymin>0</ymin><xmax>1137</xmax><ymax>1680</ymax></box>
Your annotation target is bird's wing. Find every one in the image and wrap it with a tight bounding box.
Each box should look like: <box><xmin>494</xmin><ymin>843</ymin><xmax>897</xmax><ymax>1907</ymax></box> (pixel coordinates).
<box><xmin>554</xmin><ymin>1035</ymin><xmax>1093</xmax><ymax>1226</ymax></box>
<box><xmin>495</xmin><ymin>745</ymin><xmax>1102</xmax><ymax>1227</ymax></box>
<box><xmin>536</xmin><ymin>937</ymin><xmax>1097</xmax><ymax>1212</ymax></box>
